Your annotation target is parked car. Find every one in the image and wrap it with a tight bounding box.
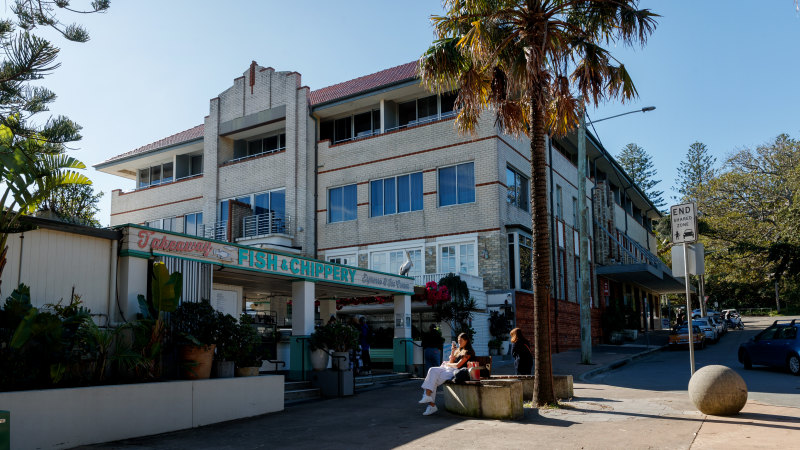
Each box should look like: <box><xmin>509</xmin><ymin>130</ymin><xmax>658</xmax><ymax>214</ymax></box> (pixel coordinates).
<box><xmin>709</xmin><ymin>315</ymin><xmax>726</xmax><ymax>336</ymax></box>
<box><xmin>692</xmin><ymin>317</ymin><xmax>718</xmax><ymax>343</ymax></box>
<box><xmin>738</xmin><ymin>320</ymin><xmax>800</xmax><ymax>375</ymax></box>
<box><xmin>669</xmin><ymin>325</ymin><xmax>706</xmax><ymax>350</ymax></box>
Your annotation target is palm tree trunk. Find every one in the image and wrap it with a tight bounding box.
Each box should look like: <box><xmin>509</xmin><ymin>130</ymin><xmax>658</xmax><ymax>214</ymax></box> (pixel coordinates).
<box><xmin>530</xmin><ymin>97</ymin><xmax>557</xmax><ymax>406</ymax></box>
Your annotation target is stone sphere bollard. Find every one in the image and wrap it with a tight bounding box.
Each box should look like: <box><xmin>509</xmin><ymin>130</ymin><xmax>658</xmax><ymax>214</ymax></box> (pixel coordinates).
<box><xmin>688</xmin><ymin>365</ymin><xmax>748</xmax><ymax>415</ymax></box>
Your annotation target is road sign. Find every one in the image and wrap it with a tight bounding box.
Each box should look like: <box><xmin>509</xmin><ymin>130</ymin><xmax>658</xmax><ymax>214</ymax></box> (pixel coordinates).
<box><xmin>671</xmin><ymin>202</ymin><xmax>697</xmax><ymax>244</ymax></box>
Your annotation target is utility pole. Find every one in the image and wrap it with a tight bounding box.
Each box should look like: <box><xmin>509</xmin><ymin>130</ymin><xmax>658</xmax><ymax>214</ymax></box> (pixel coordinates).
<box><xmin>578</xmin><ymin>109</ymin><xmax>591</xmax><ymax>365</ymax></box>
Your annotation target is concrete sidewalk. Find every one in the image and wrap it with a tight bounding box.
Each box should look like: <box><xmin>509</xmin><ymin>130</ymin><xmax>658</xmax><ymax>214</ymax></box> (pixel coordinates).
<box><xmin>78</xmin><ymin>334</ymin><xmax>800</xmax><ymax>450</ymax></box>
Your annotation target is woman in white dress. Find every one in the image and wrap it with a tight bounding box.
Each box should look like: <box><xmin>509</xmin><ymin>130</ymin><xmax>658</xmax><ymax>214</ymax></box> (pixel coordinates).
<box><xmin>418</xmin><ymin>333</ymin><xmax>475</xmax><ymax>416</ymax></box>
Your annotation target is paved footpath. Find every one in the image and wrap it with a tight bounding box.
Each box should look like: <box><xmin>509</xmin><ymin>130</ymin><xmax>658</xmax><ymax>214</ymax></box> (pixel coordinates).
<box><xmin>79</xmin><ymin>332</ymin><xmax>800</xmax><ymax>450</ymax></box>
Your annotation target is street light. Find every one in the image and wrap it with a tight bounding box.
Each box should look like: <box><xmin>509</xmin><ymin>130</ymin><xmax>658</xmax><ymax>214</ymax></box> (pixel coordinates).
<box><xmin>577</xmin><ymin>105</ymin><xmax>656</xmax><ymax>365</ymax></box>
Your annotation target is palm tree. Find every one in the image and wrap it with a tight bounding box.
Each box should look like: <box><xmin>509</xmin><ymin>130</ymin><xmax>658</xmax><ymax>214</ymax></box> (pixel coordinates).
<box><xmin>0</xmin><ymin>130</ymin><xmax>91</xmax><ymax>289</ymax></box>
<box><xmin>419</xmin><ymin>0</ymin><xmax>658</xmax><ymax>405</ymax></box>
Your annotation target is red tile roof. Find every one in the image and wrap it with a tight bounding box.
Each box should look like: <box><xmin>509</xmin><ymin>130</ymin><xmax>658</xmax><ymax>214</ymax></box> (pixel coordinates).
<box><xmin>309</xmin><ymin>61</ymin><xmax>418</xmax><ymax>105</ymax></box>
<box><xmin>96</xmin><ymin>124</ymin><xmax>205</xmax><ymax>167</ymax></box>
<box><xmin>99</xmin><ymin>61</ymin><xmax>419</xmax><ymax>167</ymax></box>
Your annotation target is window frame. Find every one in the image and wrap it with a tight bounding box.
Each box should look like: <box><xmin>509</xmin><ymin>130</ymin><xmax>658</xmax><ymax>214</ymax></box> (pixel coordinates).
<box><xmin>437</xmin><ymin>241</ymin><xmax>478</xmax><ymax>276</ymax></box>
<box><xmin>506</xmin><ymin>165</ymin><xmax>529</xmax><ymax>211</ymax></box>
<box><xmin>438</xmin><ymin>162</ymin><xmax>475</xmax><ymax>207</ymax></box>
<box><xmin>184</xmin><ymin>212</ymin><xmax>203</xmax><ymax>236</ymax></box>
<box><xmin>370</xmin><ymin>171</ymin><xmax>424</xmax><ymax>217</ymax></box>
<box><xmin>137</xmin><ymin>161</ymin><xmax>174</xmax><ymax>189</ymax></box>
<box><xmin>328</xmin><ymin>184</ymin><xmax>358</xmax><ymax>223</ymax></box>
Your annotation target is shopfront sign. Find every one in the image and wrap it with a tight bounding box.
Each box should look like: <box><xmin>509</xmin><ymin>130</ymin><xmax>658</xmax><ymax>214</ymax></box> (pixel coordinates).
<box><xmin>123</xmin><ymin>226</ymin><xmax>414</xmax><ymax>294</ymax></box>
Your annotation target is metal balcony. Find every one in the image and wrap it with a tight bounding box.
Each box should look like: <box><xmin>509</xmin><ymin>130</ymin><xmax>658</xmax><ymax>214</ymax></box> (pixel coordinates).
<box><xmin>242</xmin><ymin>213</ymin><xmax>290</xmax><ymax>238</ymax></box>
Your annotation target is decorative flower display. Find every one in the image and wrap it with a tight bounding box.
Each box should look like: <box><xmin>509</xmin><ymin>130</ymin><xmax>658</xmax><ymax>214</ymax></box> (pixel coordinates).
<box><xmin>423</xmin><ymin>281</ymin><xmax>450</xmax><ymax>306</ymax></box>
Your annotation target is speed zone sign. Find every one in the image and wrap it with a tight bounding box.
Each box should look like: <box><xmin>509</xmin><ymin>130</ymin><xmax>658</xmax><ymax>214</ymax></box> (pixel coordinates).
<box><xmin>671</xmin><ymin>202</ymin><xmax>697</xmax><ymax>244</ymax></box>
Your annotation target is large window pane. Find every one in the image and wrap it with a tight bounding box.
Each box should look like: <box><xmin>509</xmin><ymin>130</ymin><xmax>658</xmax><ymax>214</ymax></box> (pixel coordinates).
<box><xmin>397</xmin><ymin>174</ymin><xmax>410</xmax><ymax>213</ymax></box>
<box><xmin>328</xmin><ymin>188</ymin><xmax>342</xmax><ymax>223</ymax></box>
<box><xmin>441</xmin><ymin>246</ymin><xmax>456</xmax><ymax>273</ymax></box>
<box><xmin>518</xmin><ymin>172</ymin><xmax>529</xmax><ymax>211</ymax></box>
<box><xmin>270</xmin><ymin>189</ymin><xmax>285</xmax><ymax>219</ymax></box>
<box><xmin>410</xmin><ymin>172</ymin><xmax>423</xmax><ymax>211</ymax></box>
<box><xmin>371</xmin><ymin>180</ymin><xmax>383</xmax><ymax>217</ymax></box>
<box><xmin>456</xmin><ymin>162</ymin><xmax>475</xmax><ymax>204</ymax></box>
<box><xmin>418</xmin><ymin>95</ymin><xmax>437</xmax><ymax>120</ymax></box>
<box><xmin>398</xmin><ymin>100</ymin><xmax>416</xmax><ymax>127</ymax></box>
<box><xmin>519</xmin><ymin>236</ymin><xmax>532</xmax><ymax>291</ymax></box>
<box><xmin>264</xmin><ymin>135</ymin><xmax>278</xmax><ymax>152</ymax></box>
<box><xmin>162</xmin><ymin>163</ymin><xmax>173</xmax><ymax>183</ymax></box>
<box><xmin>343</xmin><ymin>184</ymin><xmax>357</xmax><ymax>221</ymax></box>
<box><xmin>439</xmin><ymin>166</ymin><xmax>457</xmax><ymax>206</ymax></box>
<box><xmin>254</xmin><ymin>193</ymin><xmax>269</xmax><ymax>215</ymax></box>
<box><xmin>459</xmin><ymin>243</ymin><xmax>475</xmax><ymax>274</ymax></box>
<box><xmin>441</xmin><ymin>91</ymin><xmax>458</xmax><ymax>115</ymax></box>
<box><xmin>138</xmin><ymin>168</ymin><xmax>149</xmax><ymax>188</ymax></box>
<box><xmin>354</xmin><ymin>111</ymin><xmax>372</xmax><ymax>137</ymax></box>
<box><xmin>384</xmin><ymin>177</ymin><xmax>396</xmax><ymax>215</ymax></box>
<box><xmin>506</xmin><ymin>168</ymin><xmax>517</xmax><ymax>206</ymax></box>
<box><xmin>320</xmin><ymin>121</ymin><xmax>334</xmax><ymax>142</ymax></box>
<box><xmin>190</xmin><ymin>155</ymin><xmax>203</xmax><ymax>175</ymax></box>
<box><xmin>219</xmin><ymin>200</ymin><xmax>229</xmax><ymax>222</ymax></box>
<box><xmin>248</xmin><ymin>140</ymin><xmax>262</xmax><ymax>156</ymax></box>
<box><xmin>334</xmin><ymin>117</ymin><xmax>351</xmax><ymax>143</ymax></box>
<box><xmin>371</xmin><ymin>253</ymin><xmax>387</xmax><ymax>273</ymax></box>
<box><xmin>372</xmin><ymin>109</ymin><xmax>381</xmax><ymax>133</ymax></box>
<box><xmin>150</xmin><ymin>165</ymin><xmax>161</xmax><ymax>185</ymax></box>
<box><xmin>163</xmin><ymin>217</ymin><xmax>176</xmax><ymax>232</ymax></box>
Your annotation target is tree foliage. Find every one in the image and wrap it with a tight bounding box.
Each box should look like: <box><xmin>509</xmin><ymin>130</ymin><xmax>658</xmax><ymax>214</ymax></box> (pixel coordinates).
<box><xmin>39</xmin><ymin>183</ymin><xmax>103</xmax><ymax>226</ymax></box>
<box><xmin>617</xmin><ymin>142</ymin><xmax>664</xmax><ymax>209</ymax></box>
<box><xmin>675</xmin><ymin>142</ymin><xmax>716</xmax><ymax>206</ymax></box>
<box><xmin>699</xmin><ymin>134</ymin><xmax>800</xmax><ymax>310</ymax></box>
<box><xmin>419</xmin><ymin>0</ymin><xmax>658</xmax><ymax>405</ymax></box>
<box><xmin>0</xmin><ymin>1</ymin><xmax>107</xmax><ymax>285</ymax></box>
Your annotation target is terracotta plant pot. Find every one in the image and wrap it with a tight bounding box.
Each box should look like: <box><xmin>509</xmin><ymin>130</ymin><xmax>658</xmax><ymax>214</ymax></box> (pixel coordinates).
<box><xmin>235</xmin><ymin>367</ymin><xmax>260</xmax><ymax>377</ymax></box>
<box><xmin>179</xmin><ymin>344</ymin><xmax>216</xmax><ymax>380</ymax></box>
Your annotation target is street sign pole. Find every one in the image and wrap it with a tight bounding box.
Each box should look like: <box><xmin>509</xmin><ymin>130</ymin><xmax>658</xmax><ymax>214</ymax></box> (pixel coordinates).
<box><xmin>684</xmin><ymin>243</ymin><xmax>695</xmax><ymax>375</ymax></box>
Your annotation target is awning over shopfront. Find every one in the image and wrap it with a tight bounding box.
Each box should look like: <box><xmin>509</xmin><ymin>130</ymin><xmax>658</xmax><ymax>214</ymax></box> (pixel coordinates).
<box><xmin>597</xmin><ymin>263</ymin><xmax>689</xmax><ymax>294</ymax></box>
<box><xmin>119</xmin><ymin>224</ymin><xmax>415</xmax><ymax>298</ymax></box>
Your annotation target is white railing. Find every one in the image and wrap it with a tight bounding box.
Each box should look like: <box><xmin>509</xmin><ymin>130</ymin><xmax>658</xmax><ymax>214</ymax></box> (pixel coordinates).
<box><xmin>203</xmin><ymin>222</ymin><xmax>227</xmax><ymax>241</ymax></box>
<box><xmin>414</xmin><ymin>272</ymin><xmax>484</xmax><ymax>294</ymax></box>
<box><xmin>242</xmin><ymin>213</ymin><xmax>291</xmax><ymax>238</ymax></box>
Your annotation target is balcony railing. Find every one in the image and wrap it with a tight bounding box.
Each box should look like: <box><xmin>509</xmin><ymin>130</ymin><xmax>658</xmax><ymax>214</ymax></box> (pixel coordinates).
<box><xmin>414</xmin><ymin>272</ymin><xmax>484</xmax><ymax>293</ymax></box>
<box><xmin>242</xmin><ymin>212</ymin><xmax>290</xmax><ymax>238</ymax></box>
<box><xmin>204</xmin><ymin>213</ymin><xmax>291</xmax><ymax>242</ymax></box>
<box><xmin>595</xmin><ymin>219</ymin><xmax>669</xmax><ymax>273</ymax></box>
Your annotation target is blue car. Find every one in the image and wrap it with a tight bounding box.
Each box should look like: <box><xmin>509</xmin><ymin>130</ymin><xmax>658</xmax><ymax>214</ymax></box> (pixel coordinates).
<box><xmin>738</xmin><ymin>319</ymin><xmax>800</xmax><ymax>375</ymax></box>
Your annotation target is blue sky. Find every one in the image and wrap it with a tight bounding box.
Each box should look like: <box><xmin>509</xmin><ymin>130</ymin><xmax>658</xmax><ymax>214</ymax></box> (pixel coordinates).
<box><xmin>31</xmin><ymin>1</ymin><xmax>800</xmax><ymax>224</ymax></box>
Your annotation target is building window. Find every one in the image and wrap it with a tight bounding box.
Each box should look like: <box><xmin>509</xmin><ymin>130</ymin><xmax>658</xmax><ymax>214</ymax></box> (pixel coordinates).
<box><xmin>371</xmin><ymin>172</ymin><xmax>423</xmax><ymax>217</ymax></box>
<box><xmin>508</xmin><ymin>233</ymin><xmax>532</xmax><ymax>291</ymax></box>
<box><xmin>145</xmin><ymin>219</ymin><xmax>161</xmax><ymax>229</ymax></box>
<box><xmin>370</xmin><ymin>249</ymin><xmax>422</xmax><ymax>277</ymax></box>
<box><xmin>320</xmin><ymin>108</ymin><xmax>380</xmax><ymax>143</ymax></box>
<box><xmin>397</xmin><ymin>91</ymin><xmax>459</xmax><ymax>129</ymax></box>
<box><xmin>439</xmin><ymin>162</ymin><xmax>475</xmax><ymax>207</ymax></box>
<box><xmin>439</xmin><ymin>243</ymin><xmax>476</xmax><ymax>276</ymax></box>
<box><xmin>557</xmin><ymin>248</ymin><xmax>567</xmax><ymax>300</ymax></box>
<box><xmin>506</xmin><ymin>166</ymin><xmax>529</xmax><ymax>211</ymax></box>
<box><xmin>555</xmin><ymin>185</ymin><xmax>563</xmax><ymax>218</ymax></box>
<box><xmin>138</xmin><ymin>162</ymin><xmax>174</xmax><ymax>188</ymax></box>
<box><xmin>572</xmin><ymin>197</ymin><xmax>578</xmax><ymax>228</ymax></box>
<box><xmin>329</xmin><ymin>184</ymin><xmax>357</xmax><ymax>223</ymax></box>
<box><xmin>162</xmin><ymin>217</ymin><xmax>176</xmax><ymax>232</ymax></box>
<box><xmin>176</xmin><ymin>154</ymin><xmax>203</xmax><ymax>179</ymax></box>
<box><xmin>328</xmin><ymin>255</ymin><xmax>357</xmax><ymax>267</ymax></box>
<box><xmin>247</xmin><ymin>133</ymin><xmax>285</xmax><ymax>157</ymax></box>
<box><xmin>184</xmin><ymin>212</ymin><xmax>203</xmax><ymax>236</ymax></box>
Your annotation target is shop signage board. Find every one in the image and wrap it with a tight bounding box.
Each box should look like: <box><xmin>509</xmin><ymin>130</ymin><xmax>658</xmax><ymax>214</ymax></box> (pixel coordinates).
<box><xmin>121</xmin><ymin>225</ymin><xmax>415</xmax><ymax>295</ymax></box>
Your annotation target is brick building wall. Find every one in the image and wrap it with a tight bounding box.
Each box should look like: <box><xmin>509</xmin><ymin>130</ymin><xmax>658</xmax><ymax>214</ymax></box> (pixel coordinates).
<box><xmin>109</xmin><ymin>176</ymin><xmax>205</xmax><ymax>230</ymax></box>
<box><xmin>515</xmin><ymin>291</ymin><xmax>604</xmax><ymax>353</ymax></box>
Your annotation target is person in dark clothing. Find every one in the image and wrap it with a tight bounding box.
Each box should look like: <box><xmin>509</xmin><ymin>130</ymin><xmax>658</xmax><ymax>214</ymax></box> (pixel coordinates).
<box><xmin>359</xmin><ymin>317</ymin><xmax>372</xmax><ymax>375</ymax></box>
<box><xmin>421</xmin><ymin>324</ymin><xmax>445</xmax><ymax>370</ymax></box>
<box><xmin>509</xmin><ymin>327</ymin><xmax>533</xmax><ymax>375</ymax></box>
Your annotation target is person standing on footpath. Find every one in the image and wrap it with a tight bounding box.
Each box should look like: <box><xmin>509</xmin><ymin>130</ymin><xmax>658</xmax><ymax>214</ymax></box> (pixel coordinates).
<box><xmin>509</xmin><ymin>328</ymin><xmax>533</xmax><ymax>375</ymax></box>
<box><xmin>359</xmin><ymin>316</ymin><xmax>372</xmax><ymax>375</ymax></box>
<box><xmin>421</xmin><ymin>324</ymin><xmax>445</xmax><ymax>371</ymax></box>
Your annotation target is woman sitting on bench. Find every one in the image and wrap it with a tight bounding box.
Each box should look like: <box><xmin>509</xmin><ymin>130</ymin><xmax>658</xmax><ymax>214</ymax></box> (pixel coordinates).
<box><xmin>417</xmin><ymin>333</ymin><xmax>475</xmax><ymax>416</ymax></box>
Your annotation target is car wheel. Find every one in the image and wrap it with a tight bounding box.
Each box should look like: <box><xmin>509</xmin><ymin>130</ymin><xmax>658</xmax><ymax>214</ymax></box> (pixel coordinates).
<box><xmin>740</xmin><ymin>350</ymin><xmax>752</xmax><ymax>369</ymax></box>
<box><xmin>788</xmin><ymin>354</ymin><xmax>800</xmax><ymax>376</ymax></box>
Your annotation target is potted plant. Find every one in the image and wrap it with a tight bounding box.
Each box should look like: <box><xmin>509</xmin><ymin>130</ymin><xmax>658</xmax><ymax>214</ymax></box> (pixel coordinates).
<box><xmin>308</xmin><ymin>324</ymin><xmax>331</xmax><ymax>371</ymax></box>
<box><xmin>234</xmin><ymin>314</ymin><xmax>263</xmax><ymax>377</ymax></box>
<box><xmin>171</xmin><ymin>300</ymin><xmax>219</xmax><ymax>379</ymax></box>
<box><xmin>488</xmin><ymin>338</ymin><xmax>502</xmax><ymax>356</ymax></box>
<box><xmin>213</xmin><ymin>312</ymin><xmax>238</xmax><ymax>378</ymax></box>
<box><xmin>311</xmin><ymin>320</ymin><xmax>359</xmax><ymax>371</ymax></box>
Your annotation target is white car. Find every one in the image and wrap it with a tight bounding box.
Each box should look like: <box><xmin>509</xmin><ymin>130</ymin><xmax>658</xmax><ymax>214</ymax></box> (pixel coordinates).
<box><xmin>708</xmin><ymin>316</ymin><xmax>725</xmax><ymax>336</ymax></box>
<box><xmin>692</xmin><ymin>318</ymin><xmax>718</xmax><ymax>343</ymax></box>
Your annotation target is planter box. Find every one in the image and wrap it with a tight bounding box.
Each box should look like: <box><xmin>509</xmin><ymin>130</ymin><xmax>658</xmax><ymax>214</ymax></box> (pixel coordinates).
<box><xmin>0</xmin><ymin>375</ymin><xmax>284</xmax><ymax>450</ymax></box>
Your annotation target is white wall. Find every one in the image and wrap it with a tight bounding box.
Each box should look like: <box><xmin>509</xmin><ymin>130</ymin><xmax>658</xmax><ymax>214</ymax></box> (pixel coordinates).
<box><xmin>0</xmin><ymin>228</ymin><xmax>115</xmax><ymax>318</ymax></box>
<box><xmin>0</xmin><ymin>375</ymin><xmax>284</xmax><ymax>450</ymax></box>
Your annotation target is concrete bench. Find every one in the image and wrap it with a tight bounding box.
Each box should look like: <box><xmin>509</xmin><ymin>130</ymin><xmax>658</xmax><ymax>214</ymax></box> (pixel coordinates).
<box><xmin>490</xmin><ymin>374</ymin><xmax>574</xmax><ymax>400</ymax></box>
<box><xmin>443</xmin><ymin>379</ymin><xmax>523</xmax><ymax>420</ymax></box>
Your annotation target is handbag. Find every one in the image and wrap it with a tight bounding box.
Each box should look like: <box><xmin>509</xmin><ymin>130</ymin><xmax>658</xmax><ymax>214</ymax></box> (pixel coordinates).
<box><xmin>452</xmin><ymin>367</ymin><xmax>470</xmax><ymax>384</ymax></box>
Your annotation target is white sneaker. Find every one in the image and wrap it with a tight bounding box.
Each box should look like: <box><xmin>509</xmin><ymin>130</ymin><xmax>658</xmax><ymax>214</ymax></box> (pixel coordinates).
<box><xmin>423</xmin><ymin>405</ymin><xmax>438</xmax><ymax>416</ymax></box>
<box><xmin>418</xmin><ymin>394</ymin><xmax>433</xmax><ymax>404</ymax></box>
